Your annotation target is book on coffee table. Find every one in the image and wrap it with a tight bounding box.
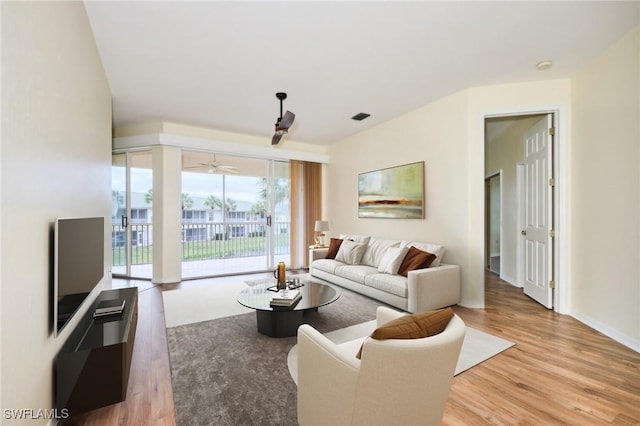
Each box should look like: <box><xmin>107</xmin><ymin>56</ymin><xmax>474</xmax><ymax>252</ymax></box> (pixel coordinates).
<box><xmin>270</xmin><ymin>289</ymin><xmax>302</xmax><ymax>307</ymax></box>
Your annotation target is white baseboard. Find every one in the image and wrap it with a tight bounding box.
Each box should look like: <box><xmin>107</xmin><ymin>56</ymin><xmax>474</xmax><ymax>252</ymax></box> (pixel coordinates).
<box><xmin>571</xmin><ymin>310</ymin><xmax>640</xmax><ymax>353</ymax></box>
<box><xmin>153</xmin><ymin>277</ymin><xmax>181</xmax><ymax>284</ymax></box>
<box><xmin>499</xmin><ymin>273</ymin><xmax>522</xmax><ymax>288</ymax></box>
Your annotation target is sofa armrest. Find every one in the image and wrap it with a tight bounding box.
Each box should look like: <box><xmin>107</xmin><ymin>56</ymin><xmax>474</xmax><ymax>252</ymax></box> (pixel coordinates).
<box><xmin>297</xmin><ymin>324</ymin><xmax>359</xmax><ymax>425</ymax></box>
<box><xmin>406</xmin><ymin>264</ymin><xmax>461</xmax><ymax>312</ymax></box>
<box><xmin>309</xmin><ymin>247</ymin><xmax>329</xmax><ymax>261</ymax></box>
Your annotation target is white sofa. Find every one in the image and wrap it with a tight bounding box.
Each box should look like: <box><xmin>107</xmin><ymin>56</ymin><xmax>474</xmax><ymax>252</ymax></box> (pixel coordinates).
<box><xmin>310</xmin><ymin>235</ymin><xmax>461</xmax><ymax>313</ymax></box>
<box><xmin>297</xmin><ymin>306</ymin><xmax>466</xmax><ymax>425</ymax></box>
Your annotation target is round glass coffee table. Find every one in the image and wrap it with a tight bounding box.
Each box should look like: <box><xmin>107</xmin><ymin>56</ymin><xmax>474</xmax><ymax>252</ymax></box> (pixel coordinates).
<box><xmin>237</xmin><ymin>280</ymin><xmax>339</xmax><ymax>337</ymax></box>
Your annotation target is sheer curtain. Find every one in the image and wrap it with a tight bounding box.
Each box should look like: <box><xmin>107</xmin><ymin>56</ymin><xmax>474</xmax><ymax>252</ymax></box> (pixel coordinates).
<box><xmin>290</xmin><ymin>160</ymin><xmax>322</xmax><ymax>268</ymax></box>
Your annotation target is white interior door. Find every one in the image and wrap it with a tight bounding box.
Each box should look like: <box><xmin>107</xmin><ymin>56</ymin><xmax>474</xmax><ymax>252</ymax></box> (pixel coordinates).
<box><xmin>523</xmin><ymin>114</ymin><xmax>554</xmax><ymax>308</ymax></box>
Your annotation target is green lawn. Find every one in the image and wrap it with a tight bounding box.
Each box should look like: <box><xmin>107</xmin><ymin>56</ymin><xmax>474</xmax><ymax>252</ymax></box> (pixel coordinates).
<box><xmin>112</xmin><ymin>234</ymin><xmax>290</xmax><ymax>266</ymax></box>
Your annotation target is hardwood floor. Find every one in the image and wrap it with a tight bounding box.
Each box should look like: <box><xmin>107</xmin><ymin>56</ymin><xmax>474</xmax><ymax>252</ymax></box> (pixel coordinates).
<box><xmin>445</xmin><ymin>272</ymin><xmax>640</xmax><ymax>425</ymax></box>
<box><xmin>66</xmin><ymin>272</ymin><xmax>640</xmax><ymax>425</ymax></box>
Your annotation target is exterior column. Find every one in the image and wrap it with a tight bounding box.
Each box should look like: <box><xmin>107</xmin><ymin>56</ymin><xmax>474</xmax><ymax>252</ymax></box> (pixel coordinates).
<box><xmin>152</xmin><ymin>144</ymin><xmax>181</xmax><ymax>283</ymax></box>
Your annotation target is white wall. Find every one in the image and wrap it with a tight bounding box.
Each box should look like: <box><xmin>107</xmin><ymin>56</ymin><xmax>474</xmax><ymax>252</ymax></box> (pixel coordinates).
<box><xmin>1</xmin><ymin>1</ymin><xmax>112</xmax><ymax>419</ymax></box>
<box><xmin>570</xmin><ymin>27</ymin><xmax>640</xmax><ymax>349</ymax></box>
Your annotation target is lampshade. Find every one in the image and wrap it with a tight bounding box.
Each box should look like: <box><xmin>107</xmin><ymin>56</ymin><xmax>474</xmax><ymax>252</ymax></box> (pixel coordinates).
<box><xmin>314</xmin><ymin>220</ymin><xmax>330</xmax><ymax>232</ymax></box>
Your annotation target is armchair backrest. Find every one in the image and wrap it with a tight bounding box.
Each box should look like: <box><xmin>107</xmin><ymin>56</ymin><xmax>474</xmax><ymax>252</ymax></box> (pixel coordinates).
<box><xmin>351</xmin><ymin>314</ymin><xmax>466</xmax><ymax>425</ymax></box>
<box><xmin>297</xmin><ymin>310</ymin><xmax>465</xmax><ymax>426</ymax></box>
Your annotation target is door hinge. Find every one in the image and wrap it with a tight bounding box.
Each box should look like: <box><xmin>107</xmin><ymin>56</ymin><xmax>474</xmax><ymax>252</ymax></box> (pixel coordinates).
<box><xmin>549</xmin><ymin>127</ymin><xmax>556</xmax><ymax>136</ymax></box>
<box><xmin>549</xmin><ymin>280</ymin><xmax>556</xmax><ymax>289</ymax></box>
<box><xmin>550</xmin><ymin>229</ymin><xmax>556</xmax><ymax>238</ymax></box>
<box><xmin>549</xmin><ymin>178</ymin><xmax>556</xmax><ymax>187</ymax></box>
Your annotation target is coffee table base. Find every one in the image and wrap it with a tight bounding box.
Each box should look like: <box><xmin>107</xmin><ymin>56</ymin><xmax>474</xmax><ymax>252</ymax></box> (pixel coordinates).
<box><xmin>256</xmin><ymin>308</ymin><xmax>318</xmax><ymax>337</ymax></box>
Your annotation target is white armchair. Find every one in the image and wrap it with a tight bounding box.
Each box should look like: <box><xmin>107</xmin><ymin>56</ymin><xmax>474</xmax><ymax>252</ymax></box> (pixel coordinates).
<box><xmin>297</xmin><ymin>306</ymin><xmax>465</xmax><ymax>426</ymax></box>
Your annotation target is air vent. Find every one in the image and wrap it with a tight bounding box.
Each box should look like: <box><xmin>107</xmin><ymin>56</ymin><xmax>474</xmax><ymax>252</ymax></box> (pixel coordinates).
<box><xmin>351</xmin><ymin>113</ymin><xmax>370</xmax><ymax>121</ymax></box>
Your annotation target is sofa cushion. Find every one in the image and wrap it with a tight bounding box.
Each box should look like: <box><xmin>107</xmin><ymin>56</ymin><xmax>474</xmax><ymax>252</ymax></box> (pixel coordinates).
<box><xmin>400</xmin><ymin>241</ymin><xmax>446</xmax><ymax>267</ymax></box>
<box><xmin>364</xmin><ymin>273</ymin><xmax>408</xmax><ymax>298</ymax></box>
<box><xmin>377</xmin><ymin>246</ymin><xmax>409</xmax><ymax>275</ymax></box>
<box><xmin>312</xmin><ymin>259</ymin><xmax>344</xmax><ymax>275</ymax></box>
<box><xmin>361</xmin><ymin>238</ymin><xmax>401</xmax><ymax>268</ymax></box>
<box><xmin>335</xmin><ymin>240</ymin><xmax>367</xmax><ymax>265</ymax></box>
<box><xmin>397</xmin><ymin>246</ymin><xmax>436</xmax><ymax>277</ymax></box>
<box><xmin>326</xmin><ymin>238</ymin><xmax>343</xmax><ymax>259</ymax></box>
<box><xmin>356</xmin><ymin>308</ymin><xmax>454</xmax><ymax>358</ymax></box>
<box><xmin>335</xmin><ymin>264</ymin><xmax>378</xmax><ymax>284</ymax></box>
<box><xmin>339</xmin><ymin>234</ymin><xmax>371</xmax><ymax>245</ymax></box>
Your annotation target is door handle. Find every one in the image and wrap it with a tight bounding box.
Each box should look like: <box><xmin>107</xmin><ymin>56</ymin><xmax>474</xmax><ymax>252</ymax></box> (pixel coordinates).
<box><xmin>122</xmin><ymin>215</ymin><xmax>128</xmax><ymax>228</ymax></box>
<box><xmin>521</xmin><ymin>229</ymin><xmax>526</xmax><ymax>236</ymax></box>
<box><xmin>266</xmin><ymin>215</ymin><xmax>272</xmax><ymax>227</ymax></box>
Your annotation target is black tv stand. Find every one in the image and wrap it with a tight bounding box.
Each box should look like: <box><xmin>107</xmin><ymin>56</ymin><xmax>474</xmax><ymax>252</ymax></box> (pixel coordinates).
<box><xmin>56</xmin><ymin>287</ymin><xmax>138</xmax><ymax>417</ymax></box>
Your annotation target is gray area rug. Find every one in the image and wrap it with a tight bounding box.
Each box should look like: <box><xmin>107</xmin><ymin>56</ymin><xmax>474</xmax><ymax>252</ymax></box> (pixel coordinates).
<box><xmin>166</xmin><ymin>284</ymin><xmax>383</xmax><ymax>426</ymax></box>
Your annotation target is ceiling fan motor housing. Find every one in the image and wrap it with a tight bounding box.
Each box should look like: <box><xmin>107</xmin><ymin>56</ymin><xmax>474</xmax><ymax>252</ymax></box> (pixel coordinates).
<box><xmin>272</xmin><ymin>92</ymin><xmax>294</xmax><ymax>145</ymax></box>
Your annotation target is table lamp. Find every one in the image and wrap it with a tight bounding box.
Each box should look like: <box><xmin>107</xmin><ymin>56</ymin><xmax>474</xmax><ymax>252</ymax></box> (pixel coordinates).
<box><xmin>314</xmin><ymin>220</ymin><xmax>330</xmax><ymax>247</ymax></box>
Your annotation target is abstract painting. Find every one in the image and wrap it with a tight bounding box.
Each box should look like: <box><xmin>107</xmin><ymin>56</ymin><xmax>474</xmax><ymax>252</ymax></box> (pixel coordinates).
<box><xmin>358</xmin><ymin>161</ymin><xmax>424</xmax><ymax>219</ymax></box>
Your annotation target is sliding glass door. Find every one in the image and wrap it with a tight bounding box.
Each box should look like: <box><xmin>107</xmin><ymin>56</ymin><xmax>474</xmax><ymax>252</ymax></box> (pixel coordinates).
<box><xmin>180</xmin><ymin>150</ymin><xmax>290</xmax><ymax>278</ymax></box>
<box><xmin>111</xmin><ymin>151</ymin><xmax>153</xmax><ymax>279</ymax></box>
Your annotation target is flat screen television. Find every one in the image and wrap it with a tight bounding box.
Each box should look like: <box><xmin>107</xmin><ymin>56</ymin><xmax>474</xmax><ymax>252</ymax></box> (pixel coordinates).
<box><xmin>54</xmin><ymin>217</ymin><xmax>105</xmax><ymax>336</ymax></box>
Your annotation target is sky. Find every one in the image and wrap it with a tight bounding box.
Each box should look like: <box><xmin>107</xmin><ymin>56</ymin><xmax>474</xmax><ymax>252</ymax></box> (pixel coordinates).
<box><xmin>112</xmin><ymin>168</ymin><xmax>265</xmax><ymax>205</ymax></box>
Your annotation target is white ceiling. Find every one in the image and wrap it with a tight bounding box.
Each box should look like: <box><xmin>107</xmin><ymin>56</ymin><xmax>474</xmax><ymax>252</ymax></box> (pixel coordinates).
<box><xmin>85</xmin><ymin>1</ymin><xmax>639</xmax><ymax>146</ymax></box>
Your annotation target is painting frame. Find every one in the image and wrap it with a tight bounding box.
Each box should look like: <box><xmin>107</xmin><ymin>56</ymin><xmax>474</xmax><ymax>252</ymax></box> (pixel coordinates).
<box><xmin>358</xmin><ymin>161</ymin><xmax>425</xmax><ymax>219</ymax></box>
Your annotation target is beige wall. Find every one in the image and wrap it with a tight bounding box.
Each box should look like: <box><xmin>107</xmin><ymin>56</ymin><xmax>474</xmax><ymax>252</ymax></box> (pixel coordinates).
<box><xmin>327</xmin><ymin>29</ymin><xmax>640</xmax><ymax>349</ymax></box>
<box><xmin>571</xmin><ymin>27</ymin><xmax>639</xmax><ymax>347</ymax></box>
<box><xmin>152</xmin><ymin>145</ymin><xmax>182</xmax><ymax>283</ymax></box>
<box><xmin>466</xmin><ymin>79</ymin><xmax>572</xmax><ymax>309</ymax></box>
<box><xmin>327</xmin><ymin>80</ymin><xmax>571</xmax><ymax>309</ymax></box>
<box><xmin>326</xmin><ymin>90</ymin><xmax>472</xmax><ymax>301</ymax></box>
<box><xmin>1</xmin><ymin>1</ymin><xmax>112</xmax><ymax>419</ymax></box>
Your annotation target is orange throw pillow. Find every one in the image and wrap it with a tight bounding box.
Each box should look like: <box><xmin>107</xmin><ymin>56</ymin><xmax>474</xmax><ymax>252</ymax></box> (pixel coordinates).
<box><xmin>356</xmin><ymin>308</ymin><xmax>454</xmax><ymax>359</ymax></box>
<box><xmin>397</xmin><ymin>246</ymin><xmax>436</xmax><ymax>277</ymax></box>
<box><xmin>326</xmin><ymin>238</ymin><xmax>343</xmax><ymax>259</ymax></box>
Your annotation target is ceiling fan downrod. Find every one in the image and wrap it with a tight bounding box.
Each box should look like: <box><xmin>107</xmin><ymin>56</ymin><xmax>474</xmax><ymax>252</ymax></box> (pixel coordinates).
<box><xmin>276</xmin><ymin>92</ymin><xmax>287</xmax><ymax>123</ymax></box>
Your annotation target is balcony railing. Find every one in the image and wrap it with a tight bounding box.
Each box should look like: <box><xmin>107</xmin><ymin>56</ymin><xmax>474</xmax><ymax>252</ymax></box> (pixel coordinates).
<box><xmin>112</xmin><ymin>221</ymin><xmax>290</xmax><ymax>266</ymax></box>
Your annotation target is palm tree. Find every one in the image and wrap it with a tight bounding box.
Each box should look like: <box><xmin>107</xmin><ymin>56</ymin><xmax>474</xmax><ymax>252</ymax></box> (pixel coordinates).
<box><xmin>204</xmin><ymin>195</ymin><xmax>222</xmax><ymax>213</ymax></box>
<box><xmin>222</xmin><ymin>198</ymin><xmax>237</xmax><ymax>239</ymax></box>
<box><xmin>250</xmin><ymin>200</ymin><xmax>266</xmax><ymax>219</ymax></box>
<box><xmin>204</xmin><ymin>195</ymin><xmax>223</xmax><ymax>238</ymax></box>
<box><xmin>112</xmin><ymin>190</ymin><xmax>124</xmax><ymax>219</ymax></box>
<box><xmin>224</xmin><ymin>198</ymin><xmax>237</xmax><ymax>215</ymax></box>
<box><xmin>181</xmin><ymin>193</ymin><xmax>193</xmax><ymax>210</ymax></box>
<box><xmin>257</xmin><ymin>177</ymin><xmax>289</xmax><ymax>206</ymax></box>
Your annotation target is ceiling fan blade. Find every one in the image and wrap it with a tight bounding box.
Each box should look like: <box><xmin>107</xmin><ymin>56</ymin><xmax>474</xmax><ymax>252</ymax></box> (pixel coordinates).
<box><xmin>217</xmin><ymin>165</ymin><xmax>239</xmax><ymax>171</ymax></box>
<box><xmin>272</xmin><ymin>133</ymin><xmax>283</xmax><ymax>145</ymax></box>
<box><xmin>219</xmin><ymin>167</ymin><xmax>239</xmax><ymax>174</ymax></box>
<box><xmin>279</xmin><ymin>110</ymin><xmax>295</xmax><ymax>129</ymax></box>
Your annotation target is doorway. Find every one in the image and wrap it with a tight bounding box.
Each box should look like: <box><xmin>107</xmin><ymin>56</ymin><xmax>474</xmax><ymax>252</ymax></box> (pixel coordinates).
<box><xmin>111</xmin><ymin>151</ymin><xmax>154</xmax><ymax>279</ymax></box>
<box><xmin>485</xmin><ymin>173</ymin><xmax>501</xmax><ymax>275</ymax></box>
<box><xmin>484</xmin><ymin>113</ymin><xmax>556</xmax><ymax>309</ymax></box>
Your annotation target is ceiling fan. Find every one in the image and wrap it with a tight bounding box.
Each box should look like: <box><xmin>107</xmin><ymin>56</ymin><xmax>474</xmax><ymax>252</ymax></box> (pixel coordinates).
<box><xmin>185</xmin><ymin>154</ymin><xmax>239</xmax><ymax>174</ymax></box>
<box><xmin>272</xmin><ymin>92</ymin><xmax>295</xmax><ymax>145</ymax></box>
